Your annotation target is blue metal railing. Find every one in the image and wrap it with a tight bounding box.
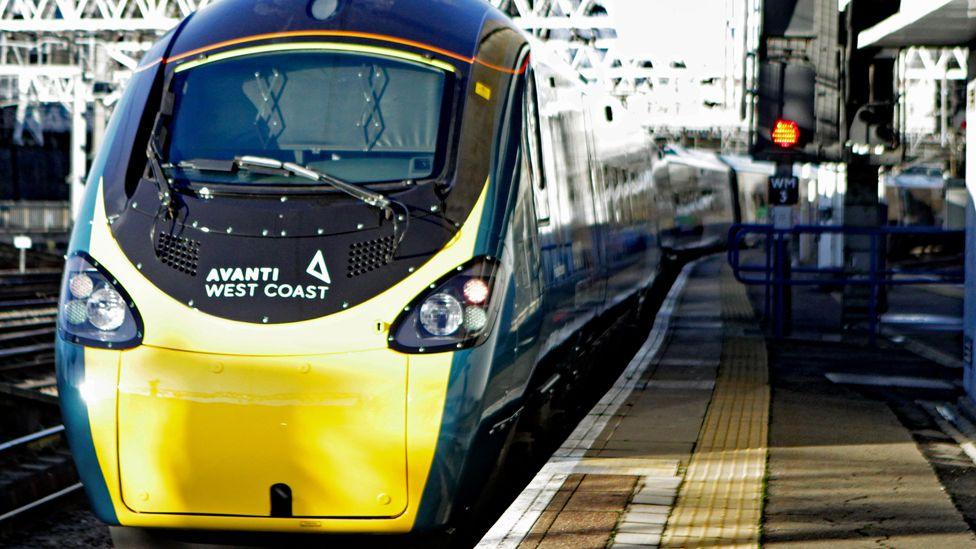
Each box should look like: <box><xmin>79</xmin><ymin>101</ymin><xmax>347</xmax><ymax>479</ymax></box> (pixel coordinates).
<box><xmin>727</xmin><ymin>223</ymin><xmax>964</xmax><ymax>341</ymax></box>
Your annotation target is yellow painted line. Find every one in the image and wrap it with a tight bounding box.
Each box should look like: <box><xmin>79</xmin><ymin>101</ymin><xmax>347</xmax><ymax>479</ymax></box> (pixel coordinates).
<box><xmin>661</xmin><ymin>268</ymin><xmax>768</xmax><ymax>549</ymax></box>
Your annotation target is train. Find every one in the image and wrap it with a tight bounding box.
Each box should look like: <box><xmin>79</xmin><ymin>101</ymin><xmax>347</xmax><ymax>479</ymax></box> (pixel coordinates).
<box><xmin>653</xmin><ymin>145</ymin><xmax>773</xmax><ymax>258</ymax></box>
<box><xmin>54</xmin><ymin>0</ymin><xmax>752</xmax><ymax>542</ymax></box>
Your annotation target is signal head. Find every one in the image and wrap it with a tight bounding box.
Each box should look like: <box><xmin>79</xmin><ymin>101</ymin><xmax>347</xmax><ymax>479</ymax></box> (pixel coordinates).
<box><xmin>772</xmin><ymin>119</ymin><xmax>800</xmax><ymax>148</ymax></box>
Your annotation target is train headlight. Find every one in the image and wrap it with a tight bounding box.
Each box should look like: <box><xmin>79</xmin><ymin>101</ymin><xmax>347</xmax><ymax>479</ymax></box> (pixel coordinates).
<box><xmin>419</xmin><ymin>293</ymin><xmax>464</xmax><ymax>336</ymax></box>
<box><xmin>87</xmin><ymin>286</ymin><xmax>127</xmax><ymax>331</ymax></box>
<box><xmin>390</xmin><ymin>257</ymin><xmax>501</xmax><ymax>353</ymax></box>
<box><xmin>57</xmin><ymin>254</ymin><xmax>142</xmax><ymax>349</ymax></box>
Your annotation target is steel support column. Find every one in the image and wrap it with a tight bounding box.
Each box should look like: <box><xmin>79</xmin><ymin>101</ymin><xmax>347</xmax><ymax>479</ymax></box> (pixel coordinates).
<box><xmin>70</xmin><ymin>74</ymin><xmax>86</xmax><ymax>220</ymax></box>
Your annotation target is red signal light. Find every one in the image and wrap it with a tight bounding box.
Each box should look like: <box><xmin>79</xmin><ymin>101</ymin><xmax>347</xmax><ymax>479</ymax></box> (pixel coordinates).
<box><xmin>771</xmin><ymin>119</ymin><xmax>800</xmax><ymax>148</ymax></box>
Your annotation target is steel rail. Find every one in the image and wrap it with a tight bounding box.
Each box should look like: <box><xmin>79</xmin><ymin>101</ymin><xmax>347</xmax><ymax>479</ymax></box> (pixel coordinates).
<box><xmin>0</xmin><ymin>425</ymin><xmax>65</xmax><ymax>454</ymax></box>
<box><xmin>0</xmin><ymin>317</ymin><xmax>56</xmax><ymax>331</ymax></box>
<box><xmin>0</xmin><ymin>298</ymin><xmax>58</xmax><ymax>309</ymax></box>
<box><xmin>0</xmin><ymin>307</ymin><xmax>57</xmax><ymax>320</ymax></box>
<box><xmin>0</xmin><ymin>483</ymin><xmax>83</xmax><ymax>523</ymax></box>
<box><xmin>0</xmin><ymin>356</ymin><xmax>55</xmax><ymax>371</ymax></box>
<box><xmin>0</xmin><ymin>327</ymin><xmax>56</xmax><ymax>343</ymax></box>
<box><xmin>0</xmin><ymin>342</ymin><xmax>55</xmax><ymax>360</ymax></box>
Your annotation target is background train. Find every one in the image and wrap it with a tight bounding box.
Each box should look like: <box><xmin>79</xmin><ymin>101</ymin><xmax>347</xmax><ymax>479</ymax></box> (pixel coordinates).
<box><xmin>653</xmin><ymin>145</ymin><xmax>773</xmax><ymax>259</ymax></box>
<box><xmin>54</xmin><ymin>0</ymin><xmax>762</xmax><ymax>543</ymax></box>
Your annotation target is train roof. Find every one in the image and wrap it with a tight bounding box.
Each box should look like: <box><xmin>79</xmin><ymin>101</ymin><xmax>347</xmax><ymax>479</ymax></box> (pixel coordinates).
<box><xmin>663</xmin><ymin>146</ymin><xmax>730</xmax><ymax>171</ymax></box>
<box><xmin>160</xmin><ymin>0</ymin><xmax>512</xmax><ymax>68</ymax></box>
<box><xmin>719</xmin><ymin>154</ymin><xmax>775</xmax><ymax>176</ymax></box>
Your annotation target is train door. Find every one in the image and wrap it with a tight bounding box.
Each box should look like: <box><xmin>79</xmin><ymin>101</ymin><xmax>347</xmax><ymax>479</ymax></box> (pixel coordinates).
<box><xmin>580</xmin><ymin>101</ymin><xmax>609</xmax><ymax>314</ymax></box>
<box><xmin>652</xmin><ymin>161</ymin><xmax>677</xmax><ymax>254</ymax></box>
<box><xmin>531</xmin><ymin>66</ymin><xmax>570</xmax><ymax>290</ymax></box>
<box><xmin>641</xmin><ymin>155</ymin><xmax>666</xmax><ymax>284</ymax></box>
<box><xmin>532</xmin><ymin>66</ymin><xmax>603</xmax><ymax>331</ymax></box>
<box><xmin>483</xmin><ymin>51</ymin><xmax>546</xmax><ymax>408</ymax></box>
<box><xmin>523</xmin><ymin>66</ymin><xmax>557</xmax><ymax>288</ymax></box>
<box><xmin>510</xmin><ymin>64</ymin><xmax>543</xmax><ymax>335</ymax></box>
<box><xmin>546</xmin><ymin>85</ymin><xmax>604</xmax><ymax>322</ymax></box>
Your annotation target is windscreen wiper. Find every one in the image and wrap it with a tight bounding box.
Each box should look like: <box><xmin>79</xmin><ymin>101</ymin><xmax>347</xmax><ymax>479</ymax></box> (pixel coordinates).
<box><xmin>235</xmin><ymin>156</ymin><xmax>410</xmax><ymax>261</ymax></box>
<box><xmin>236</xmin><ymin>156</ymin><xmax>390</xmax><ymax>209</ymax></box>
<box><xmin>145</xmin><ymin>111</ymin><xmax>182</xmax><ymax>254</ymax></box>
<box><xmin>147</xmin><ymin>139</ymin><xmax>175</xmax><ymax>212</ymax></box>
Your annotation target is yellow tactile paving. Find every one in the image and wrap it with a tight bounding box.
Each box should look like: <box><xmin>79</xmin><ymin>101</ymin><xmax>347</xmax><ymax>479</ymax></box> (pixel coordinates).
<box><xmin>720</xmin><ymin>266</ymin><xmax>755</xmax><ymax>322</ymax></box>
<box><xmin>661</xmin><ymin>268</ymin><xmax>768</xmax><ymax>549</ymax></box>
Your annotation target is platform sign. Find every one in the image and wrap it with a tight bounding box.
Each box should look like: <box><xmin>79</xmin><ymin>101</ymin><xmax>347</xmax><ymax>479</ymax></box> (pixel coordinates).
<box><xmin>13</xmin><ymin>235</ymin><xmax>31</xmax><ymax>274</ymax></box>
<box><xmin>13</xmin><ymin>235</ymin><xmax>32</xmax><ymax>250</ymax></box>
<box><xmin>768</xmin><ymin>175</ymin><xmax>799</xmax><ymax>206</ymax></box>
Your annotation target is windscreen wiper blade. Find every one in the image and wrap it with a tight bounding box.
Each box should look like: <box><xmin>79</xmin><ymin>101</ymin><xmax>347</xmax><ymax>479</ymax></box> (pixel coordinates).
<box><xmin>145</xmin><ymin>115</ymin><xmax>182</xmax><ymax>254</ymax></box>
<box><xmin>237</xmin><ymin>156</ymin><xmax>390</xmax><ymax>209</ymax></box>
<box><xmin>147</xmin><ymin>133</ymin><xmax>176</xmax><ymax>215</ymax></box>
<box><xmin>176</xmin><ymin>158</ymin><xmax>238</xmax><ymax>173</ymax></box>
<box><xmin>236</xmin><ymin>156</ymin><xmax>409</xmax><ymax>261</ymax></box>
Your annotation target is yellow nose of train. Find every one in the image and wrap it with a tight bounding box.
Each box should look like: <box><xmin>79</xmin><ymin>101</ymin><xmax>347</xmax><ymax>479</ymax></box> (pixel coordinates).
<box><xmin>58</xmin><ymin>168</ymin><xmax>495</xmax><ymax>533</ymax></box>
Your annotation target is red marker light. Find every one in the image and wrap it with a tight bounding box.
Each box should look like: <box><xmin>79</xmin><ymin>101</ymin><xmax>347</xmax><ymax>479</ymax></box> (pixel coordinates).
<box><xmin>463</xmin><ymin>278</ymin><xmax>490</xmax><ymax>305</ymax></box>
<box><xmin>771</xmin><ymin>119</ymin><xmax>800</xmax><ymax>148</ymax></box>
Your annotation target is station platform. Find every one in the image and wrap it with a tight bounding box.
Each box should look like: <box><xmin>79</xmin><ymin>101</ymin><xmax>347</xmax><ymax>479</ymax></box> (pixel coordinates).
<box><xmin>480</xmin><ymin>256</ymin><xmax>976</xmax><ymax>548</ymax></box>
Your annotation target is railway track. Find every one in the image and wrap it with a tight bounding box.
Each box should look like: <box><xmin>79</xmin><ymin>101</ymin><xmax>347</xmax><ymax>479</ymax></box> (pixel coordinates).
<box><xmin>0</xmin><ymin>271</ymin><xmax>60</xmax><ymax>405</ymax></box>
<box><xmin>0</xmin><ymin>269</ymin><xmax>79</xmax><ymax>527</ymax></box>
<box><xmin>0</xmin><ymin>426</ymin><xmax>80</xmax><ymax>524</ymax></box>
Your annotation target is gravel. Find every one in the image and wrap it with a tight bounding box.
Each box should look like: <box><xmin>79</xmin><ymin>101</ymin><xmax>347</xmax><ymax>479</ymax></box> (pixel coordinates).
<box><xmin>0</xmin><ymin>497</ymin><xmax>111</xmax><ymax>549</ymax></box>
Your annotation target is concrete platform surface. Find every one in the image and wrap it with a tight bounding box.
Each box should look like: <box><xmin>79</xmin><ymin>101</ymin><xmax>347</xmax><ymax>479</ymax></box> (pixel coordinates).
<box><xmin>483</xmin><ymin>255</ymin><xmax>976</xmax><ymax>549</ymax></box>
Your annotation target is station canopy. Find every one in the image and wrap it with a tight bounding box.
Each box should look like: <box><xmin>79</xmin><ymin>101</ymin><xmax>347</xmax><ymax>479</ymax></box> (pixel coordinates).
<box><xmin>859</xmin><ymin>0</ymin><xmax>976</xmax><ymax>48</ymax></box>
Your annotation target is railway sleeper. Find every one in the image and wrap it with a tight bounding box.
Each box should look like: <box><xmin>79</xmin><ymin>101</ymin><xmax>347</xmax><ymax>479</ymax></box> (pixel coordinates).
<box><xmin>0</xmin><ymin>319</ymin><xmax>56</xmax><ymax>333</ymax></box>
<box><xmin>0</xmin><ymin>327</ymin><xmax>56</xmax><ymax>343</ymax></box>
<box><xmin>0</xmin><ymin>451</ymin><xmax>78</xmax><ymax>516</ymax></box>
<box><xmin>0</xmin><ymin>308</ymin><xmax>57</xmax><ymax>321</ymax></box>
<box><xmin>0</xmin><ymin>460</ymin><xmax>78</xmax><ymax>514</ymax></box>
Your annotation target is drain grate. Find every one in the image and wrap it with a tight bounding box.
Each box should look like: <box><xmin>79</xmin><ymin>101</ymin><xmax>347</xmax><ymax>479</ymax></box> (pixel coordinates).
<box><xmin>347</xmin><ymin>236</ymin><xmax>394</xmax><ymax>278</ymax></box>
<box><xmin>156</xmin><ymin>232</ymin><xmax>201</xmax><ymax>276</ymax></box>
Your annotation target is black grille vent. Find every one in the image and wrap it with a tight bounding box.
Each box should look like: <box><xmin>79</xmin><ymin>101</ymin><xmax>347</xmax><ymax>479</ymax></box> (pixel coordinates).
<box><xmin>156</xmin><ymin>232</ymin><xmax>200</xmax><ymax>276</ymax></box>
<box><xmin>347</xmin><ymin>236</ymin><xmax>394</xmax><ymax>278</ymax></box>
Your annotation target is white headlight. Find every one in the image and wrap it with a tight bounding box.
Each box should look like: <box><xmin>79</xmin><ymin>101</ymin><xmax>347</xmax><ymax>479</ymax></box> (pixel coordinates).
<box><xmin>419</xmin><ymin>293</ymin><xmax>464</xmax><ymax>336</ymax></box>
<box><xmin>87</xmin><ymin>286</ymin><xmax>127</xmax><ymax>331</ymax></box>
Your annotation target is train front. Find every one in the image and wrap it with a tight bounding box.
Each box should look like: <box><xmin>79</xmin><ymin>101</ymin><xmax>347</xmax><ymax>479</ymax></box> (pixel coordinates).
<box><xmin>54</xmin><ymin>0</ymin><xmax>528</xmax><ymax>535</ymax></box>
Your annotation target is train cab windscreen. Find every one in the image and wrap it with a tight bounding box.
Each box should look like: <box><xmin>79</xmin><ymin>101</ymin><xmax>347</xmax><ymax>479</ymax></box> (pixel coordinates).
<box><xmin>164</xmin><ymin>49</ymin><xmax>448</xmax><ymax>185</ymax></box>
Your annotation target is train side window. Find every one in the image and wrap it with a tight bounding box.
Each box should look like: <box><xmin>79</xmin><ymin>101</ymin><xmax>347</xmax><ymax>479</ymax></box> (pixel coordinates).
<box><xmin>523</xmin><ymin>68</ymin><xmax>550</xmax><ymax>224</ymax></box>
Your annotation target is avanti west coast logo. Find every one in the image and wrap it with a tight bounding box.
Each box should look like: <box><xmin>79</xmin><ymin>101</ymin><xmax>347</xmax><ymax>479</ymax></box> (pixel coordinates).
<box><xmin>306</xmin><ymin>250</ymin><xmax>331</xmax><ymax>284</ymax></box>
<box><xmin>203</xmin><ymin>251</ymin><xmax>331</xmax><ymax>300</ymax></box>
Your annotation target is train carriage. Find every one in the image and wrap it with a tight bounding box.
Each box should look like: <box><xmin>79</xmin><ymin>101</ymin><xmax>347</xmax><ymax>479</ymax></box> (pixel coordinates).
<box><xmin>55</xmin><ymin>0</ymin><xmax>665</xmax><ymax>539</ymax></box>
